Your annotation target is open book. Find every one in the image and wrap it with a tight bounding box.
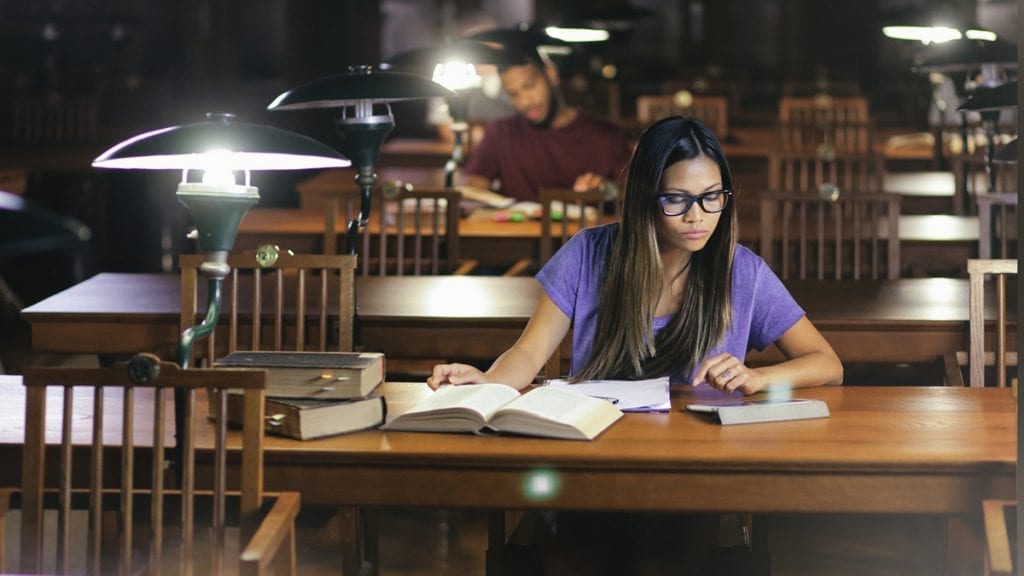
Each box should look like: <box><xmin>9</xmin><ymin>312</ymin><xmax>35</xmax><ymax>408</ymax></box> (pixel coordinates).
<box><xmin>383</xmin><ymin>383</ymin><xmax>623</xmax><ymax>440</ymax></box>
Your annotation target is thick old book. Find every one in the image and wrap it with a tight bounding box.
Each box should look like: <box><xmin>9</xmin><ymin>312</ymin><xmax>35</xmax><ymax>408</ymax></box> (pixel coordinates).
<box><xmin>685</xmin><ymin>397</ymin><xmax>830</xmax><ymax>425</ymax></box>
<box><xmin>227</xmin><ymin>393</ymin><xmax>386</xmax><ymax>440</ymax></box>
<box><xmin>383</xmin><ymin>383</ymin><xmax>623</xmax><ymax>441</ymax></box>
<box><xmin>214</xmin><ymin>351</ymin><xmax>384</xmax><ymax>400</ymax></box>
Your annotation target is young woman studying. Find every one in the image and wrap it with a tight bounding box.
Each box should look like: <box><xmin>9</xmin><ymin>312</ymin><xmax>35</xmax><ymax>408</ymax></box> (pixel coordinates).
<box><xmin>428</xmin><ymin>115</ymin><xmax>843</xmax><ymax>393</ymax></box>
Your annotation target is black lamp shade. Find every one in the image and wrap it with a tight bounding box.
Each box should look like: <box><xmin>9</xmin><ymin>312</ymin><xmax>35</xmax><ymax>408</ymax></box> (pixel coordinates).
<box><xmin>958</xmin><ymin>81</ymin><xmax>1018</xmax><ymax>111</ymax></box>
<box><xmin>384</xmin><ymin>40</ymin><xmax>527</xmax><ymax>70</ymax></box>
<box><xmin>268</xmin><ymin>66</ymin><xmax>454</xmax><ymax>111</ymax></box>
<box><xmin>92</xmin><ymin>114</ymin><xmax>350</xmax><ymax>171</ymax></box>
<box><xmin>995</xmin><ymin>139</ymin><xmax>1017</xmax><ymax>164</ymax></box>
<box><xmin>0</xmin><ymin>190</ymin><xmax>91</xmax><ymax>258</ymax></box>
<box><xmin>463</xmin><ymin>28</ymin><xmax>571</xmax><ymax>55</ymax></box>
<box><xmin>914</xmin><ymin>38</ymin><xmax>1017</xmax><ymax>73</ymax></box>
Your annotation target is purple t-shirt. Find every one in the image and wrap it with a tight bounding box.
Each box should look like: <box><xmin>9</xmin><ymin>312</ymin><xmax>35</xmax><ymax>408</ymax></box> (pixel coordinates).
<box><xmin>463</xmin><ymin>111</ymin><xmax>632</xmax><ymax>202</ymax></box>
<box><xmin>536</xmin><ymin>223</ymin><xmax>805</xmax><ymax>383</ymax></box>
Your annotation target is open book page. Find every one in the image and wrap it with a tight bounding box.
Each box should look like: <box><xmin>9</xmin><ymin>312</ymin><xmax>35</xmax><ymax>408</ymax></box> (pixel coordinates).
<box><xmin>488</xmin><ymin>387</ymin><xmax>624</xmax><ymax>441</ymax></box>
<box><xmin>546</xmin><ymin>377</ymin><xmax>671</xmax><ymax>412</ymax></box>
<box><xmin>383</xmin><ymin>383</ymin><xmax>520</xmax><ymax>433</ymax></box>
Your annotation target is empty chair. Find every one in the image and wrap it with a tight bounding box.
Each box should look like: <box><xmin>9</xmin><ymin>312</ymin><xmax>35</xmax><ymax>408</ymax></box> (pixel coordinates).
<box><xmin>11</xmin><ymin>92</ymin><xmax>100</xmax><ymax>145</ymax></box>
<box><xmin>539</xmin><ymin>186</ymin><xmax>621</xmax><ymax>267</ymax></box>
<box><xmin>778</xmin><ymin>95</ymin><xmax>873</xmax><ymax>153</ymax></box>
<box><xmin>178</xmin><ymin>250</ymin><xmax>357</xmax><ymax>365</ymax></box>
<box><xmin>321</xmin><ymin>184</ymin><xmax>477</xmax><ymax>275</ymax></box>
<box><xmin>952</xmin><ymin>154</ymin><xmax>1018</xmax><ymax>215</ymax></box>
<box><xmin>759</xmin><ymin>192</ymin><xmax>901</xmax><ymax>280</ymax></box>
<box><xmin>5</xmin><ymin>356</ymin><xmax>300</xmax><ymax>575</ymax></box>
<box><xmin>367</xmin><ymin>185</ymin><xmax>477</xmax><ymax>276</ymax></box>
<box><xmin>975</xmin><ymin>193</ymin><xmax>1017</xmax><ymax>259</ymax></box>
<box><xmin>767</xmin><ymin>150</ymin><xmax>885</xmax><ymax>195</ymax></box>
<box><xmin>944</xmin><ymin>259</ymin><xmax>1017</xmax><ymax>388</ymax></box>
<box><xmin>635</xmin><ymin>93</ymin><xmax>729</xmax><ymax>138</ymax></box>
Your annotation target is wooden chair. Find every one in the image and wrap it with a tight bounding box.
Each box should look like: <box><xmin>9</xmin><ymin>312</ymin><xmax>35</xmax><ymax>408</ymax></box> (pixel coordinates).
<box><xmin>5</xmin><ymin>356</ymin><xmax>300</xmax><ymax>575</ymax></box>
<box><xmin>767</xmin><ymin>150</ymin><xmax>885</xmax><ymax>195</ymax></box>
<box><xmin>178</xmin><ymin>250</ymin><xmax>357</xmax><ymax>365</ymax></box>
<box><xmin>952</xmin><ymin>154</ymin><xmax>1018</xmax><ymax>215</ymax></box>
<box><xmin>943</xmin><ymin>259</ymin><xmax>1017</xmax><ymax>388</ymax></box>
<box><xmin>759</xmin><ymin>192</ymin><xmax>901</xmax><ymax>280</ymax></box>
<box><xmin>778</xmin><ymin>95</ymin><xmax>873</xmax><ymax>153</ymax></box>
<box><xmin>976</xmin><ymin>193</ymin><xmax>1018</xmax><ymax>259</ymax></box>
<box><xmin>180</xmin><ymin>251</ymin><xmax>376</xmax><ymax>574</ymax></box>
<box><xmin>322</xmin><ymin>184</ymin><xmax>477</xmax><ymax>275</ymax></box>
<box><xmin>635</xmin><ymin>93</ymin><xmax>729</xmax><ymax>138</ymax></box>
<box><xmin>11</xmin><ymin>92</ymin><xmax>100</xmax><ymax>145</ymax></box>
<box><xmin>982</xmin><ymin>499</ymin><xmax>1016</xmax><ymax>576</ymax></box>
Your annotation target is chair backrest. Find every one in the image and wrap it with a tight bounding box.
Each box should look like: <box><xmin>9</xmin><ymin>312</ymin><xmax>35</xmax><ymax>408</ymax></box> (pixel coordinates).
<box><xmin>759</xmin><ymin>192</ymin><xmax>901</xmax><ymax>280</ymax></box>
<box><xmin>952</xmin><ymin>154</ymin><xmax>1018</xmax><ymax>215</ymax></box>
<box><xmin>538</xmin><ymin>187</ymin><xmax>621</xmax><ymax>265</ymax></box>
<box><xmin>966</xmin><ymin>258</ymin><xmax>1017</xmax><ymax>388</ymax></box>
<box><xmin>18</xmin><ymin>357</ymin><xmax>288</xmax><ymax>575</ymax></box>
<box><xmin>777</xmin><ymin>95</ymin><xmax>872</xmax><ymax>153</ymax></box>
<box><xmin>368</xmin><ymin>185</ymin><xmax>473</xmax><ymax>276</ymax></box>
<box><xmin>179</xmin><ymin>251</ymin><xmax>357</xmax><ymax>364</ymax></box>
<box><xmin>767</xmin><ymin>151</ymin><xmax>885</xmax><ymax>195</ymax></box>
<box><xmin>320</xmin><ymin>185</ymin><xmax>474</xmax><ymax>275</ymax></box>
<box><xmin>11</xmin><ymin>93</ymin><xmax>100</xmax><ymax>145</ymax></box>
<box><xmin>975</xmin><ymin>193</ymin><xmax>1018</xmax><ymax>259</ymax></box>
<box><xmin>635</xmin><ymin>93</ymin><xmax>729</xmax><ymax>137</ymax></box>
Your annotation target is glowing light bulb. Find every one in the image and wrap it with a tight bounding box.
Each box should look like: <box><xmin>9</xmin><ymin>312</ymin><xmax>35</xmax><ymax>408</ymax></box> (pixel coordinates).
<box><xmin>201</xmin><ymin>168</ymin><xmax>237</xmax><ymax>187</ymax></box>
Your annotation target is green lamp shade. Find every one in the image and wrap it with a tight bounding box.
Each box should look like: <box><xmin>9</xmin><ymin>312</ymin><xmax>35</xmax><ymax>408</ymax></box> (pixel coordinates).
<box><xmin>92</xmin><ymin>114</ymin><xmax>351</xmax><ymax>171</ymax></box>
<box><xmin>268</xmin><ymin>66</ymin><xmax>455</xmax><ymax>111</ymax></box>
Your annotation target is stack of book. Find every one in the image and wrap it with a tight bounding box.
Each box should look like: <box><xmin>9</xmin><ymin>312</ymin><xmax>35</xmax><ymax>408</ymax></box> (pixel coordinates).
<box><xmin>216</xmin><ymin>351</ymin><xmax>386</xmax><ymax>440</ymax></box>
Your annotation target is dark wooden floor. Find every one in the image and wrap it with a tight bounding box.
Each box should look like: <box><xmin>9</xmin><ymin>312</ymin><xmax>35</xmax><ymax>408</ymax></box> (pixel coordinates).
<box><xmin>297</xmin><ymin>508</ymin><xmax>489</xmax><ymax>575</ymax></box>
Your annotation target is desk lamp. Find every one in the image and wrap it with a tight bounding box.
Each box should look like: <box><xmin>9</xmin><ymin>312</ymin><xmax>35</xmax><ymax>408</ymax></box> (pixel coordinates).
<box><xmin>958</xmin><ymin>80</ymin><xmax>1018</xmax><ymax>184</ymax></box>
<box><xmin>383</xmin><ymin>41</ymin><xmax>525</xmax><ymax>190</ymax></box>
<box><xmin>267</xmin><ymin>66</ymin><xmax>453</xmax><ymax>255</ymax></box>
<box><xmin>92</xmin><ymin>112</ymin><xmax>351</xmax><ymax>367</ymax></box>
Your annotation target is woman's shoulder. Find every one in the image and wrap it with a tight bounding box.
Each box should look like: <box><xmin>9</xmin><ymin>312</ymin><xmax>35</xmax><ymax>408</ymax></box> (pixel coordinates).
<box><xmin>732</xmin><ymin>245</ymin><xmax>773</xmax><ymax>278</ymax></box>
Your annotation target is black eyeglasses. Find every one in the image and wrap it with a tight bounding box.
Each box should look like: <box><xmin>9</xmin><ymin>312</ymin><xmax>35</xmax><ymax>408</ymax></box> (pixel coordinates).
<box><xmin>657</xmin><ymin>190</ymin><xmax>732</xmax><ymax>216</ymax></box>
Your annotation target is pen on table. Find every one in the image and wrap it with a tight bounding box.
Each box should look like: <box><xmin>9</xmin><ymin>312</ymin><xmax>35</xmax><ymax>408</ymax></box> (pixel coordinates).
<box><xmin>592</xmin><ymin>396</ymin><xmax>620</xmax><ymax>405</ymax></box>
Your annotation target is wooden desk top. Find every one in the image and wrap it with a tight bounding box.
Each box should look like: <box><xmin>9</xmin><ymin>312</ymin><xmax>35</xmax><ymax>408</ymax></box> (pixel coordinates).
<box><xmin>22</xmin><ymin>273</ymin><xmax>1009</xmax><ymax>365</ymax></box>
<box><xmin>0</xmin><ymin>375</ymin><xmax>1011</xmax><ymax>514</ymax></box>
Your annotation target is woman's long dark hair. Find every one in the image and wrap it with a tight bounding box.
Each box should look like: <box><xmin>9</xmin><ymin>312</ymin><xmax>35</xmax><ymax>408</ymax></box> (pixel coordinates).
<box><xmin>574</xmin><ymin>116</ymin><xmax>738</xmax><ymax>381</ymax></box>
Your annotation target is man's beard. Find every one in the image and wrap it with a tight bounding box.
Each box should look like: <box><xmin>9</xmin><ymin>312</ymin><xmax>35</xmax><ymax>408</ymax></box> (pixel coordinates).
<box><xmin>529</xmin><ymin>89</ymin><xmax>561</xmax><ymax>129</ymax></box>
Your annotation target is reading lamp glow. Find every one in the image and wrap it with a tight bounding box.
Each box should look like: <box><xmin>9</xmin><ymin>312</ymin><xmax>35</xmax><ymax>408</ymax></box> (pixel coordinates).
<box><xmin>384</xmin><ymin>42</ymin><xmax>525</xmax><ymax>190</ymax></box>
<box><xmin>92</xmin><ymin>112</ymin><xmax>351</xmax><ymax>366</ymax></box>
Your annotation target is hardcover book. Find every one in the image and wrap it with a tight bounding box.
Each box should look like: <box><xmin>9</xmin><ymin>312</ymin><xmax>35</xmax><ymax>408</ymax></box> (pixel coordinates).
<box><xmin>214</xmin><ymin>351</ymin><xmax>384</xmax><ymax>400</ymax></box>
<box><xmin>685</xmin><ymin>397</ymin><xmax>830</xmax><ymax>425</ymax></box>
<box><xmin>227</xmin><ymin>393</ymin><xmax>386</xmax><ymax>440</ymax></box>
<box><xmin>383</xmin><ymin>383</ymin><xmax>623</xmax><ymax>441</ymax></box>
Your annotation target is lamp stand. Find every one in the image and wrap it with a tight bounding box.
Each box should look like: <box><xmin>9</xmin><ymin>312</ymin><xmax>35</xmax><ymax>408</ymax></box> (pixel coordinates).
<box><xmin>334</xmin><ymin>114</ymin><xmax>394</xmax><ymax>255</ymax></box>
<box><xmin>172</xmin><ymin>186</ymin><xmax>258</xmax><ymax>483</ymax></box>
<box><xmin>443</xmin><ymin>94</ymin><xmax>470</xmax><ymax>191</ymax></box>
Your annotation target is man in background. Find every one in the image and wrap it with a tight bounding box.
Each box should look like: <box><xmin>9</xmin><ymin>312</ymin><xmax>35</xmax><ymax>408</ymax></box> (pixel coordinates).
<box><xmin>459</xmin><ymin>44</ymin><xmax>632</xmax><ymax>202</ymax></box>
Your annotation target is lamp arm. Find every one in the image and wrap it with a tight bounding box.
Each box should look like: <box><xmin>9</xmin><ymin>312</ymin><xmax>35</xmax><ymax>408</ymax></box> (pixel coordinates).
<box><xmin>176</xmin><ymin>277</ymin><xmax>223</xmax><ymax>369</ymax></box>
<box><xmin>345</xmin><ymin>165</ymin><xmax>377</xmax><ymax>255</ymax></box>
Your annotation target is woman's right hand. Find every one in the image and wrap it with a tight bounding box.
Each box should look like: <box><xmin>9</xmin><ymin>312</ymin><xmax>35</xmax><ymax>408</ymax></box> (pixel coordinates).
<box><xmin>427</xmin><ymin>363</ymin><xmax>486</xmax><ymax>389</ymax></box>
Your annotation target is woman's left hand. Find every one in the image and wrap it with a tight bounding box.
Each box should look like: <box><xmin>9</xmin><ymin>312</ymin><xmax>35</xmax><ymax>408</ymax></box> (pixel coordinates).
<box><xmin>692</xmin><ymin>353</ymin><xmax>767</xmax><ymax>395</ymax></box>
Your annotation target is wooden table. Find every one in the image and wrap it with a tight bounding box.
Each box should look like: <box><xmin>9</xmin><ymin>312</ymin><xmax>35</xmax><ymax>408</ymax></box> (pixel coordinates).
<box><xmin>0</xmin><ymin>377</ymin><xmax>1014</xmax><ymax>573</ymax></box>
<box><xmin>21</xmin><ymin>273</ymin><xmax>1014</xmax><ymax>366</ymax></box>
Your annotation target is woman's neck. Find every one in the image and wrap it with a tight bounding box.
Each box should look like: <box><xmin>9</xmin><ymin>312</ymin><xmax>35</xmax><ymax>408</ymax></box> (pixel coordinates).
<box><xmin>656</xmin><ymin>250</ymin><xmax>693</xmax><ymax>317</ymax></box>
